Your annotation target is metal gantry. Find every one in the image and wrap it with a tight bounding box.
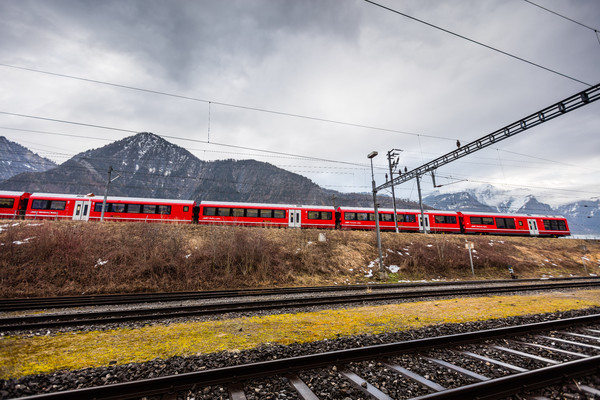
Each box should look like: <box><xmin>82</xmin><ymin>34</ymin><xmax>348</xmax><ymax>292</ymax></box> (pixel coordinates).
<box><xmin>377</xmin><ymin>83</ymin><xmax>600</xmax><ymax>193</ymax></box>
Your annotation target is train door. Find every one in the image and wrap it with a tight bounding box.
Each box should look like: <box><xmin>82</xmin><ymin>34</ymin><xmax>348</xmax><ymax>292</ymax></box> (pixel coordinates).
<box><xmin>527</xmin><ymin>219</ymin><xmax>539</xmax><ymax>236</ymax></box>
<box><xmin>288</xmin><ymin>209</ymin><xmax>301</xmax><ymax>228</ymax></box>
<box><xmin>73</xmin><ymin>200</ymin><xmax>91</xmax><ymax>221</ymax></box>
<box><xmin>419</xmin><ymin>214</ymin><xmax>430</xmax><ymax>233</ymax></box>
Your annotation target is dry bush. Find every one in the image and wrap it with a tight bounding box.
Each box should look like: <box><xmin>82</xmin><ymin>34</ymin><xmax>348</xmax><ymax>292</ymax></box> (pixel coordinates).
<box><xmin>0</xmin><ymin>220</ymin><xmax>598</xmax><ymax>297</ymax></box>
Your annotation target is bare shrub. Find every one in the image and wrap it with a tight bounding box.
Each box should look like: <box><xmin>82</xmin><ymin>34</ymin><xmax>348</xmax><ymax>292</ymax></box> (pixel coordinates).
<box><xmin>1</xmin><ymin>220</ymin><xmax>599</xmax><ymax>297</ymax></box>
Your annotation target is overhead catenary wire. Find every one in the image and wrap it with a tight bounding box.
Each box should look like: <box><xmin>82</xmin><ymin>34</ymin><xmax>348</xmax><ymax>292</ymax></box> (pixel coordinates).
<box><xmin>0</xmin><ymin>111</ymin><xmax>373</xmax><ymax>169</ymax></box>
<box><xmin>0</xmin><ymin>63</ymin><xmax>454</xmax><ymax>143</ymax></box>
<box><xmin>363</xmin><ymin>0</ymin><xmax>592</xmax><ymax>87</ymax></box>
<box><xmin>523</xmin><ymin>0</ymin><xmax>600</xmax><ymax>46</ymax></box>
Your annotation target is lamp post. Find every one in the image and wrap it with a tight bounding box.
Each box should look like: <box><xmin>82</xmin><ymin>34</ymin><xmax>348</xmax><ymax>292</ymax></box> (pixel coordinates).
<box><xmin>368</xmin><ymin>151</ymin><xmax>386</xmax><ymax>279</ymax></box>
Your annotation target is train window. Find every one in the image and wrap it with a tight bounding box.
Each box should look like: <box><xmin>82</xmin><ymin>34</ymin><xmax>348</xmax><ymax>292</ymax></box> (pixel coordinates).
<box><xmin>357</xmin><ymin>213</ymin><xmax>369</xmax><ymax>221</ymax></box>
<box><xmin>142</xmin><ymin>205</ymin><xmax>157</xmax><ymax>214</ymax></box>
<box><xmin>307</xmin><ymin>211</ymin><xmax>320</xmax><ymax>219</ymax></box>
<box><xmin>128</xmin><ymin>204</ymin><xmax>142</xmax><ymax>213</ymax></box>
<box><xmin>543</xmin><ymin>219</ymin><xmax>567</xmax><ymax>231</ymax></box>
<box><xmin>344</xmin><ymin>212</ymin><xmax>357</xmax><ymax>221</ymax></box>
<box><xmin>496</xmin><ymin>218</ymin><xmax>516</xmax><ymax>229</ymax></box>
<box><xmin>400</xmin><ymin>214</ymin><xmax>416</xmax><ymax>223</ymax></box>
<box><xmin>31</xmin><ymin>199</ymin><xmax>49</xmax><ymax>209</ymax></box>
<box><xmin>308</xmin><ymin>211</ymin><xmax>332</xmax><ymax>220</ymax></box>
<box><xmin>543</xmin><ymin>220</ymin><xmax>551</xmax><ymax>230</ymax></box>
<box><xmin>246</xmin><ymin>209</ymin><xmax>259</xmax><ymax>218</ymax></box>
<box><xmin>273</xmin><ymin>210</ymin><xmax>285</xmax><ymax>219</ymax></box>
<box><xmin>259</xmin><ymin>209</ymin><xmax>272</xmax><ymax>218</ymax></box>
<box><xmin>558</xmin><ymin>220</ymin><xmax>567</xmax><ymax>230</ymax></box>
<box><xmin>434</xmin><ymin>215</ymin><xmax>457</xmax><ymax>224</ymax></box>
<box><xmin>112</xmin><ymin>203</ymin><xmax>126</xmax><ymax>213</ymax></box>
<box><xmin>519</xmin><ymin>221</ymin><xmax>524</xmax><ymax>227</ymax></box>
<box><xmin>233</xmin><ymin>208</ymin><xmax>245</xmax><ymax>217</ymax></box>
<box><xmin>218</xmin><ymin>208</ymin><xmax>231</xmax><ymax>217</ymax></box>
<box><xmin>380</xmin><ymin>213</ymin><xmax>393</xmax><ymax>222</ymax></box>
<box><xmin>183</xmin><ymin>206</ymin><xmax>189</xmax><ymax>213</ymax></box>
<box><xmin>94</xmin><ymin>203</ymin><xmax>106</xmax><ymax>212</ymax></box>
<box><xmin>49</xmin><ymin>201</ymin><xmax>66</xmax><ymax>210</ymax></box>
<box><xmin>203</xmin><ymin>207</ymin><xmax>217</xmax><ymax>216</ymax></box>
<box><xmin>0</xmin><ymin>198</ymin><xmax>14</xmax><ymax>208</ymax></box>
<box><xmin>470</xmin><ymin>217</ymin><xmax>494</xmax><ymax>225</ymax></box>
<box><xmin>157</xmin><ymin>205</ymin><xmax>171</xmax><ymax>215</ymax></box>
<box><xmin>369</xmin><ymin>213</ymin><xmax>375</xmax><ymax>221</ymax></box>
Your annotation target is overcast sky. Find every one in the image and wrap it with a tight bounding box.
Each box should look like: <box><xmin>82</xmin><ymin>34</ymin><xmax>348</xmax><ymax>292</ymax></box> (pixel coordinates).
<box><xmin>1</xmin><ymin>0</ymin><xmax>599</xmax><ymax>206</ymax></box>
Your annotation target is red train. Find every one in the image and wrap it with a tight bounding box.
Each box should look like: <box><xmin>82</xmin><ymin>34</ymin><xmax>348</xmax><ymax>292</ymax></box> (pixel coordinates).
<box><xmin>0</xmin><ymin>191</ymin><xmax>571</xmax><ymax>237</ymax></box>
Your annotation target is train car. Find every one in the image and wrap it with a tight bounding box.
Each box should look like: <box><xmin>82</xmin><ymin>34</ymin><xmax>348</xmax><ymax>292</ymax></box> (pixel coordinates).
<box><xmin>88</xmin><ymin>196</ymin><xmax>195</xmax><ymax>223</ymax></box>
<box><xmin>427</xmin><ymin>211</ymin><xmax>462</xmax><ymax>234</ymax></box>
<box><xmin>198</xmin><ymin>201</ymin><xmax>336</xmax><ymax>229</ymax></box>
<box><xmin>337</xmin><ymin>206</ymin><xmax>426</xmax><ymax>232</ymax></box>
<box><xmin>25</xmin><ymin>193</ymin><xmax>195</xmax><ymax>223</ymax></box>
<box><xmin>458</xmin><ymin>212</ymin><xmax>570</xmax><ymax>237</ymax></box>
<box><xmin>0</xmin><ymin>191</ymin><xmax>31</xmax><ymax>219</ymax></box>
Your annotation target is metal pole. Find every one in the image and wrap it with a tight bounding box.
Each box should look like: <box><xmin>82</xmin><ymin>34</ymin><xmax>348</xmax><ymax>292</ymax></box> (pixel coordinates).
<box><xmin>100</xmin><ymin>166</ymin><xmax>113</xmax><ymax>222</ymax></box>
<box><xmin>468</xmin><ymin>246</ymin><xmax>475</xmax><ymax>276</ymax></box>
<box><xmin>368</xmin><ymin>153</ymin><xmax>385</xmax><ymax>279</ymax></box>
<box><xmin>416</xmin><ymin>174</ymin><xmax>427</xmax><ymax>234</ymax></box>
<box><xmin>387</xmin><ymin>150</ymin><xmax>399</xmax><ymax>233</ymax></box>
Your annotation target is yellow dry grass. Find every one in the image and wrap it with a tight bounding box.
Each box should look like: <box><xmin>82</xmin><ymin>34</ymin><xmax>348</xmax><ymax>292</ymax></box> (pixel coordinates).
<box><xmin>1</xmin><ymin>289</ymin><xmax>599</xmax><ymax>379</ymax></box>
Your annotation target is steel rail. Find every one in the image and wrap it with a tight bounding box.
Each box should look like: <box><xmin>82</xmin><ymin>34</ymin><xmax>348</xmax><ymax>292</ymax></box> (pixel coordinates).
<box><xmin>1</xmin><ymin>280</ymin><xmax>599</xmax><ymax>332</ymax></box>
<box><xmin>13</xmin><ymin>313</ymin><xmax>600</xmax><ymax>400</ymax></box>
<box><xmin>1</xmin><ymin>277</ymin><xmax>598</xmax><ymax>312</ymax></box>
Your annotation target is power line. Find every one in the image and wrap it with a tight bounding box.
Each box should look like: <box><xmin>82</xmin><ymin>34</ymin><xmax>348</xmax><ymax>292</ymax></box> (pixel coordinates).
<box><xmin>363</xmin><ymin>0</ymin><xmax>592</xmax><ymax>87</ymax></box>
<box><xmin>0</xmin><ymin>111</ymin><xmax>372</xmax><ymax>169</ymax></box>
<box><xmin>524</xmin><ymin>0</ymin><xmax>600</xmax><ymax>46</ymax></box>
<box><xmin>0</xmin><ymin>63</ymin><xmax>455</xmax><ymax>142</ymax></box>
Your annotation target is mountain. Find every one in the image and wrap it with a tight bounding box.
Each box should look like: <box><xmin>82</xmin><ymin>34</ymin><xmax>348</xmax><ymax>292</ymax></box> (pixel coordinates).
<box><xmin>0</xmin><ymin>132</ymin><xmax>413</xmax><ymax>208</ymax></box>
<box><xmin>0</xmin><ymin>136</ymin><xmax>56</xmax><ymax>180</ymax></box>
<box><xmin>420</xmin><ymin>191</ymin><xmax>496</xmax><ymax>212</ymax></box>
<box><xmin>556</xmin><ymin>200</ymin><xmax>600</xmax><ymax>236</ymax></box>
<box><xmin>424</xmin><ymin>185</ymin><xmax>600</xmax><ymax>235</ymax></box>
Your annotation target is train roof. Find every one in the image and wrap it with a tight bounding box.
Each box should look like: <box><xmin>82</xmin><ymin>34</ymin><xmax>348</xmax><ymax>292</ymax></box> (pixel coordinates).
<box><xmin>200</xmin><ymin>200</ymin><xmax>335</xmax><ymax>210</ymax></box>
<box><xmin>458</xmin><ymin>211</ymin><xmax>567</xmax><ymax>219</ymax></box>
<box><xmin>0</xmin><ymin>191</ymin><xmax>30</xmax><ymax>196</ymax></box>
<box><xmin>336</xmin><ymin>206</ymin><xmax>455</xmax><ymax>214</ymax></box>
<box><xmin>29</xmin><ymin>193</ymin><xmax>195</xmax><ymax>205</ymax></box>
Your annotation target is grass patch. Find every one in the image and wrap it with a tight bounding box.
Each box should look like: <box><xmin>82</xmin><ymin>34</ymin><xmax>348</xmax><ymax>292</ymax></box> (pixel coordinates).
<box><xmin>0</xmin><ymin>221</ymin><xmax>599</xmax><ymax>297</ymax></box>
<box><xmin>1</xmin><ymin>289</ymin><xmax>599</xmax><ymax>379</ymax></box>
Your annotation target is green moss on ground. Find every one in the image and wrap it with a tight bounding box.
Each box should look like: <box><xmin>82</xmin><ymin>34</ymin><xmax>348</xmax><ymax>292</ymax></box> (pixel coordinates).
<box><xmin>1</xmin><ymin>289</ymin><xmax>599</xmax><ymax>379</ymax></box>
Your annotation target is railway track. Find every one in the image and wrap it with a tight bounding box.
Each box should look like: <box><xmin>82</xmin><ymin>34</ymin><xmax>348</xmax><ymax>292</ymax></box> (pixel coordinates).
<box><xmin>2</xmin><ymin>278</ymin><xmax>600</xmax><ymax>333</ymax></box>
<box><xmin>1</xmin><ymin>277</ymin><xmax>598</xmax><ymax>312</ymax></box>
<box><xmin>2</xmin><ymin>278</ymin><xmax>600</xmax><ymax>332</ymax></box>
<box><xmin>12</xmin><ymin>313</ymin><xmax>600</xmax><ymax>399</ymax></box>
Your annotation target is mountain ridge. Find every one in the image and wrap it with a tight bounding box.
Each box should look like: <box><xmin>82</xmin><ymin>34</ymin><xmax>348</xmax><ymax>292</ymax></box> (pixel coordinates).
<box><xmin>1</xmin><ymin>134</ymin><xmax>597</xmax><ymax>234</ymax></box>
<box><xmin>0</xmin><ymin>133</ymin><xmax>413</xmax><ymax>208</ymax></box>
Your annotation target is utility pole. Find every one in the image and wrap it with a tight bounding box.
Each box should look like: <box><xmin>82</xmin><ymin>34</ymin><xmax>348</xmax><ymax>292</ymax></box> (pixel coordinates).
<box><xmin>415</xmin><ymin>174</ymin><xmax>427</xmax><ymax>234</ymax></box>
<box><xmin>387</xmin><ymin>149</ymin><xmax>402</xmax><ymax>233</ymax></box>
<box><xmin>100</xmin><ymin>166</ymin><xmax>120</xmax><ymax>222</ymax></box>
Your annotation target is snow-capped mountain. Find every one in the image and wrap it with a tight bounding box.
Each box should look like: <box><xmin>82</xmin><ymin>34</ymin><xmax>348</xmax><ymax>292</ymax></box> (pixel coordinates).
<box><xmin>424</xmin><ymin>185</ymin><xmax>600</xmax><ymax>235</ymax></box>
<box><xmin>0</xmin><ymin>136</ymin><xmax>56</xmax><ymax>180</ymax></box>
<box><xmin>0</xmin><ymin>132</ymin><xmax>411</xmax><ymax>208</ymax></box>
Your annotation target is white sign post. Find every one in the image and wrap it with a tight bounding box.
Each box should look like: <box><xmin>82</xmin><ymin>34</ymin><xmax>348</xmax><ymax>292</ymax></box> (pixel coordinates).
<box><xmin>465</xmin><ymin>241</ymin><xmax>475</xmax><ymax>276</ymax></box>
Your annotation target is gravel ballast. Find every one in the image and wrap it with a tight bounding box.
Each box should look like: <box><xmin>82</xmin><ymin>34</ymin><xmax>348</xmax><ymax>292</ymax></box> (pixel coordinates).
<box><xmin>2</xmin><ymin>307</ymin><xmax>600</xmax><ymax>399</ymax></box>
